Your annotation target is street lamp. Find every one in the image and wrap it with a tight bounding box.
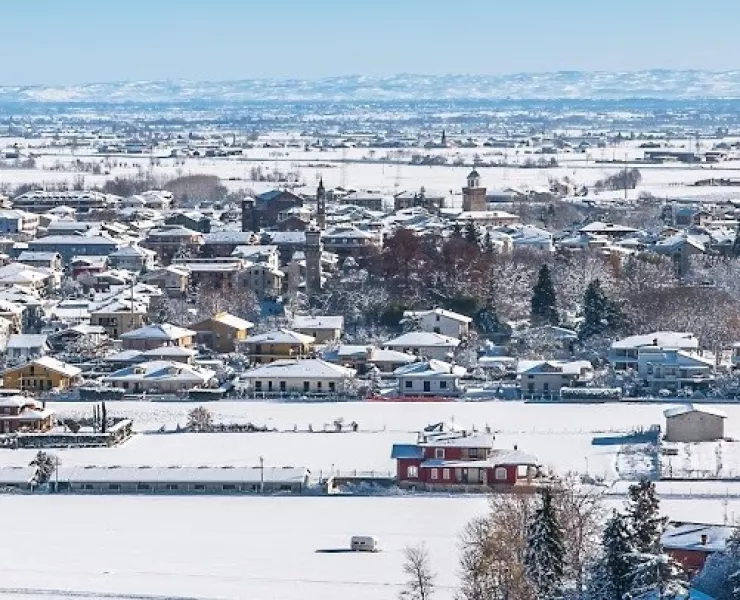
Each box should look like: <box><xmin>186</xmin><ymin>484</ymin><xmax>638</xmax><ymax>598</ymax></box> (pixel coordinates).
<box><xmin>259</xmin><ymin>456</ymin><xmax>264</xmax><ymax>494</ymax></box>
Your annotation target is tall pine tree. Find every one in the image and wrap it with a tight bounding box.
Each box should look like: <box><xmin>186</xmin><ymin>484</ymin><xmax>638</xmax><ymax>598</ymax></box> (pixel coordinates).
<box><xmin>625</xmin><ymin>479</ymin><xmax>666</xmax><ymax>555</ymax></box>
<box><xmin>524</xmin><ymin>487</ymin><xmax>565</xmax><ymax>599</ymax></box>
<box><xmin>579</xmin><ymin>279</ymin><xmax>621</xmax><ymax>340</ymax></box>
<box><xmin>588</xmin><ymin>510</ymin><xmax>633</xmax><ymax>600</ymax></box>
<box><xmin>624</xmin><ymin>479</ymin><xmax>686</xmax><ymax>599</ymax></box>
<box><xmin>531</xmin><ymin>264</ymin><xmax>559</xmax><ymax>325</ymax></box>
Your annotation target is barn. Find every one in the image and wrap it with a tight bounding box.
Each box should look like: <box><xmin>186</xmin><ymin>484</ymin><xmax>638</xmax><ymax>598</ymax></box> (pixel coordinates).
<box><xmin>664</xmin><ymin>404</ymin><xmax>727</xmax><ymax>443</ymax></box>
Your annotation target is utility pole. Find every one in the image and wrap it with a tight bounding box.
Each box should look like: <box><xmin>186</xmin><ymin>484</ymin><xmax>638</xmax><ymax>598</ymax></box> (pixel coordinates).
<box><xmin>259</xmin><ymin>455</ymin><xmax>264</xmax><ymax>494</ymax></box>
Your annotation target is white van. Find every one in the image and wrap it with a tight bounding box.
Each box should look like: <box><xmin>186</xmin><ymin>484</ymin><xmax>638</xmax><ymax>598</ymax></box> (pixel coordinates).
<box><xmin>350</xmin><ymin>535</ymin><xmax>379</xmax><ymax>552</ymax></box>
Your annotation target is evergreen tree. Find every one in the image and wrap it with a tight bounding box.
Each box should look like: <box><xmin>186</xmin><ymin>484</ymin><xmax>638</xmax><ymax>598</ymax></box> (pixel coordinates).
<box><xmin>451</xmin><ymin>222</ymin><xmax>463</xmax><ymax>238</ymax></box>
<box><xmin>483</xmin><ymin>230</ymin><xmax>494</xmax><ymax>254</ymax></box>
<box><xmin>588</xmin><ymin>511</ymin><xmax>633</xmax><ymax>600</ymax></box>
<box><xmin>627</xmin><ymin>553</ymin><xmax>687</xmax><ymax>600</ymax></box>
<box><xmin>464</xmin><ymin>221</ymin><xmax>480</xmax><ymax>246</ymax></box>
<box><xmin>625</xmin><ymin>479</ymin><xmax>666</xmax><ymax>555</ymax></box>
<box><xmin>531</xmin><ymin>264</ymin><xmax>559</xmax><ymax>325</ymax></box>
<box><xmin>579</xmin><ymin>279</ymin><xmax>621</xmax><ymax>340</ymax></box>
<box><xmin>733</xmin><ymin>227</ymin><xmax>740</xmax><ymax>258</ymax></box>
<box><xmin>524</xmin><ymin>487</ymin><xmax>565</xmax><ymax>599</ymax></box>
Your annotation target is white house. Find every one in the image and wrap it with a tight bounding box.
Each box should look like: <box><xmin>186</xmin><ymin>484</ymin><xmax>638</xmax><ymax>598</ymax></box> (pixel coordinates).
<box><xmin>394</xmin><ymin>359</ymin><xmax>466</xmax><ymax>397</ymax></box>
<box><xmin>103</xmin><ymin>360</ymin><xmax>215</xmax><ymax>394</ymax></box>
<box><xmin>637</xmin><ymin>348</ymin><xmax>714</xmax><ymax>392</ymax></box>
<box><xmin>664</xmin><ymin>404</ymin><xmax>727</xmax><ymax>443</ymax></box>
<box><xmin>517</xmin><ymin>360</ymin><xmax>594</xmax><ymax>396</ymax></box>
<box><xmin>609</xmin><ymin>331</ymin><xmax>700</xmax><ymax>372</ymax></box>
<box><xmin>241</xmin><ymin>359</ymin><xmax>356</xmax><ymax>396</ymax></box>
<box><xmin>383</xmin><ymin>331</ymin><xmax>460</xmax><ymax>361</ymax></box>
<box><xmin>6</xmin><ymin>334</ymin><xmax>50</xmax><ymax>362</ymax></box>
<box><xmin>402</xmin><ymin>308</ymin><xmax>471</xmax><ymax>338</ymax></box>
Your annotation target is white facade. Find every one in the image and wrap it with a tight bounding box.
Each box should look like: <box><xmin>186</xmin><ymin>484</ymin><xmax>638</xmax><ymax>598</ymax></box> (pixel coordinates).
<box><xmin>402</xmin><ymin>309</ymin><xmax>470</xmax><ymax>339</ymax></box>
<box><xmin>383</xmin><ymin>332</ymin><xmax>460</xmax><ymax>361</ymax></box>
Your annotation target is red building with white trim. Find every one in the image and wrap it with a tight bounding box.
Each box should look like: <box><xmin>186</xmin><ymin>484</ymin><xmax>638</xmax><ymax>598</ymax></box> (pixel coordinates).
<box><xmin>391</xmin><ymin>423</ymin><xmax>542</xmax><ymax>492</ymax></box>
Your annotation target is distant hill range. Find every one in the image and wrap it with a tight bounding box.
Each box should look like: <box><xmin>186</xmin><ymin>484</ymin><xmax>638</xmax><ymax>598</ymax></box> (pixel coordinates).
<box><xmin>4</xmin><ymin>71</ymin><xmax>740</xmax><ymax>103</ymax></box>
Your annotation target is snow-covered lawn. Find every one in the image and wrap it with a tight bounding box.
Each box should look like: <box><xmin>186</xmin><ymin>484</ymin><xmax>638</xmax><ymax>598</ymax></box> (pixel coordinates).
<box><xmin>0</xmin><ymin>400</ymin><xmax>734</xmax><ymax>481</ymax></box>
<box><xmin>0</xmin><ymin>494</ymin><xmax>733</xmax><ymax>600</ymax></box>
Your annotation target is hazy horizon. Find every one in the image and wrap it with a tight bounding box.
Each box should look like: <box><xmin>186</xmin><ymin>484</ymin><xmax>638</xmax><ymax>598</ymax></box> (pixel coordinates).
<box><xmin>4</xmin><ymin>0</ymin><xmax>740</xmax><ymax>86</ymax></box>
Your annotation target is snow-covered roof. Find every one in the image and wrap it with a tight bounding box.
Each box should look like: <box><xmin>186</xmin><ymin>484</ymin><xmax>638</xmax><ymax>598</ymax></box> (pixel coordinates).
<box><xmin>662</xmin><ymin>522</ymin><xmax>736</xmax><ymax>552</ymax></box>
<box><xmin>7</xmin><ymin>333</ymin><xmax>48</xmax><ymax>349</ymax></box>
<box><xmin>611</xmin><ymin>331</ymin><xmax>698</xmax><ymax>351</ymax></box>
<box><xmin>403</xmin><ymin>308</ymin><xmax>472</xmax><ymax>324</ymax></box>
<box><xmin>105</xmin><ymin>360</ymin><xmax>214</xmax><ymax>384</ymax></box>
<box><xmin>120</xmin><ymin>323</ymin><xmax>196</xmax><ymax>341</ymax></box>
<box><xmin>243</xmin><ymin>359</ymin><xmax>355</xmax><ymax>380</ymax></box>
<box><xmin>383</xmin><ymin>331</ymin><xmax>461</xmax><ymax>349</ymax></box>
<box><xmin>394</xmin><ymin>359</ymin><xmax>466</xmax><ymax>378</ymax></box>
<box><xmin>516</xmin><ymin>359</ymin><xmax>592</xmax><ymax>376</ymax></box>
<box><xmin>12</xmin><ymin>356</ymin><xmax>82</xmax><ymax>378</ymax></box>
<box><xmin>244</xmin><ymin>329</ymin><xmax>315</xmax><ymax>345</ymax></box>
<box><xmin>55</xmin><ymin>465</ymin><xmax>309</xmax><ymax>485</ymax></box>
<box><xmin>664</xmin><ymin>404</ymin><xmax>727</xmax><ymax>419</ymax></box>
<box><xmin>195</xmin><ymin>311</ymin><xmax>254</xmax><ymax>330</ymax></box>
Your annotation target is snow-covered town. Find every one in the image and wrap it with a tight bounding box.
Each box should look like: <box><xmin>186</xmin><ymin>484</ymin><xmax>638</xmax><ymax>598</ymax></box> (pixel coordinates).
<box><xmin>7</xmin><ymin>3</ymin><xmax>740</xmax><ymax>600</ymax></box>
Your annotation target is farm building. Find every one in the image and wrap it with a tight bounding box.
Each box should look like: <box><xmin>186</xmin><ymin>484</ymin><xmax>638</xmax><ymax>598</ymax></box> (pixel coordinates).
<box><xmin>51</xmin><ymin>465</ymin><xmax>310</xmax><ymax>495</ymax></box>
<box><xmin>664</xmin><ymin>404</ymin><xmax>727</xmax><ymax>443</ymax></box>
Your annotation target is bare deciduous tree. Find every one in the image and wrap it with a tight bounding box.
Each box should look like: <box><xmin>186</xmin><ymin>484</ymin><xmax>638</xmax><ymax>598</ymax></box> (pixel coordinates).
<box><xmin>400</xmin><ymin>543</ymin><xmax>436</xmax><ymax>600</ymax></box>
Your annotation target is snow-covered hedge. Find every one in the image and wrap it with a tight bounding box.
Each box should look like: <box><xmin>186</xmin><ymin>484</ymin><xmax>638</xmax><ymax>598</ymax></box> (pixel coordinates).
<box><xmin>560</xmin><ymin>387</ymin><xmax>621</xmax><ymax>401</ymax></box>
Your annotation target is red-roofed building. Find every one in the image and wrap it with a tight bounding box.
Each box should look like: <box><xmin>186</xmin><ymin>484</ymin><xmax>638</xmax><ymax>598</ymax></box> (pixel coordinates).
<box><xmin>390</xmin><ymin>422</ymin><xmax>544</xmax><ymax>492</ymax></box>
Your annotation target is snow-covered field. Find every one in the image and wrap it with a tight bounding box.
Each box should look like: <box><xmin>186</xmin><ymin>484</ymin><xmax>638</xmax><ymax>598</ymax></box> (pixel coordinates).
<box><xmin>0</xmin><ymin>494</ymin><xmax>734</xmax><ymax>600</ymax></box>
<box><xmin>0</xmin><ymin>400</ymin><xmax>738</xmax><ymax>485</ymax></box>
<box><xmin>0</xmin><ymin>400</ymin><xmax>681</xmax><ymax>478</ymax></box>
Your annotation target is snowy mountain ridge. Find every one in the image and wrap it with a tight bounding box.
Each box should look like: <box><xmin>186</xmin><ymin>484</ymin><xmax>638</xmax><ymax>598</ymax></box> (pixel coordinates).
<box><xmin>4</xmin><ymin>71</ymin><xmax>740</xmax><ymax>102</ymax></box>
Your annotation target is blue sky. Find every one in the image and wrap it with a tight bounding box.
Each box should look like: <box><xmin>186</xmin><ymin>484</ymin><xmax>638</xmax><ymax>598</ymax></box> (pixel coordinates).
<box><xmin>3</xmin><ymin>0</ymin><xmax>739</xmax><ymax>85</ymax></box>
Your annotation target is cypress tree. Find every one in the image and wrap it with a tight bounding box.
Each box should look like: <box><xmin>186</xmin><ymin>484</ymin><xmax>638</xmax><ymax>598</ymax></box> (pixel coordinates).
<box><xmin>524</xmin><ymin>487</ymin><xmax>565</xmax><ymax>599</ymax></box>
<box><xmin>531</xmin><ymin>264</ymin><xmax>559</xmax><ymax>325</ymax></box>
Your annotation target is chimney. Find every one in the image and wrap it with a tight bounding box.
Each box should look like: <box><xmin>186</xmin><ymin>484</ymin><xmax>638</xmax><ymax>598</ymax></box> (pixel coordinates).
<box><xmin>701</xmin><ymin>534</ymin><xmax>708</xmax><ymax>546</ymax></box>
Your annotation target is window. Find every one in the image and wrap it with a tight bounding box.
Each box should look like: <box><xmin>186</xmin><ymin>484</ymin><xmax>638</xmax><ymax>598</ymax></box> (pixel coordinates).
<box><xmin>194</xmin><ymin>484</ymin><xmax>206</xmax><ymax>491</ymax></box>
<box><xmin>440</xmin><ymin>381</ymin><xmax>448</xmax><ymax>389</ymax></box>
<box><xmin>430</xmin><ymin>468</ymin><xmax>438</xmax><ymax>480</ymax></box>
<box><xmin>303</xmin><ymin>381</ymin><xmax>310</xmax><ymax>392</ymax></box>
<box><xmin>405</xmin><ymin>380</ymin><xmax>413</xmax><ymax>388</ymax></box>
<box><xmin>255</xmin><ymin>381</ymin><xmax>262</xmax><ymax>392</ymax></box>
<box><xmin>137</xmin><ymin>483</ymin><xmax>151</xmax><ymax>491</ymax></box>
<box><xmin>279</xmin><ymin>381</ymin><xmax>286</xmax><ymax>392</ymax></box>
<box><xmin>108</xmin><ymin>484</ymin><xmax>120</xmax><ymax>491</ymax></box>
<box><xmin>442</xmin><ymin>468</ymin><xmax>450</xmax><ymax>480</ymax></box>
<box><xmin>83</xmin><ymin>484</ymin><xmax>94</xmax><ymax>490</ymax></box>
<box><xmin>495</xmin><ymin>467</ymin><xmax>508</xmax><ymax>481</ymax></box>
<box><xmin>222</xmin><ymin>484</ymin><xmax>236</xmax><ymax>491</ymax></box>
<box><xmin>328</xmin><ymin>382</ymin><xmax>336</xmax><ymax>392</ymax></box>
<box><xmin>435</xmin><ymin>448</ymin><xmax>445</xmax><ymax>459</ymax></box>
<box><xmin>433</xmin><ymin>327</ymin><xmax>440</xmax><ymax>334</ymax></box>
<box><xmin>317</xmin><ymin>381</ymin><xmax>322</xmax><ymax>390</ymax></box>
<box><xmin>166</xmin><ymin>484</ymin><xmax>179</xmax><ymax>491</ymax></box>
<box><xmin>469</xmin><ymin>448</ymin><xmax>478</xmax><ymax>459</ymax></box>
<box><xmin>406</xmin><ymin>465</ymin><xmax>419</xmax><ymax>479</ymax></box>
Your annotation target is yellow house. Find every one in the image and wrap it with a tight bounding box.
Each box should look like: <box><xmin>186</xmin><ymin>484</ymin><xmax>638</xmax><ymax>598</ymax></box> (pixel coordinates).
<box><xmin>241</xmin><ymin>329</ymin><xmax>315</xmax><ymax>364</ymax></box>
<box><xmin>190</xmin><ymin>312</ymin><xmax>254</xmax><ymax>354</ymax></box>
<box><xmin>90</xmin><ymin>299</ymin><xmax>148</xmax><ymax>339</ymax></box>
<box><xmin>1</xmin><ymin>356</ymin><xmax>82</xmax><ymax>392</ymax></box>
